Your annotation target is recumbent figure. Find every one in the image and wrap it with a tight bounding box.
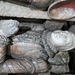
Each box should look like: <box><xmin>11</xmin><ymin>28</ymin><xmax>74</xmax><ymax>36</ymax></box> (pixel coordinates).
<box><xmin>0</xmin><ymin>20</ymin><xmax>74</xmax><ymax>73</ymax></box>
<box><xmin>11</xmin><ymin>24</ymin><xmax>72</xmax><ymax>73</ymax></box>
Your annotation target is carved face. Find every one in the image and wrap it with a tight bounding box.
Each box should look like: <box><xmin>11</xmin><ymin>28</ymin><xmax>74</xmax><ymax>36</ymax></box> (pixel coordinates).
<box><xmin>50</xmin><ymin>30</ymin><xmax>75</xmax><ymax>51</ymax></box>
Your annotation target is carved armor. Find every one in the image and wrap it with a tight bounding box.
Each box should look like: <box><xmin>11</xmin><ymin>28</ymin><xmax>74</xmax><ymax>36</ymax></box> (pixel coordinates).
<box><xmin>11</xmin><ymin>25</ymin><xmax>71</xmax><ymax>73</ymax></box>
<box><xmin>0</xmin><ymin>20</ymin><xmax>49</xmax><ymax>73</ymax></box>
<box><xmin>0</xmin><ymin>20</ymin><xmax>72</xmax><ymax>73</ymax></box>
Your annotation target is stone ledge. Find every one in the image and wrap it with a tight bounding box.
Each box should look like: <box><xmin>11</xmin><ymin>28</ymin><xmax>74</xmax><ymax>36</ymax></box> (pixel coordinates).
<box><xmin>0</xmin><ymin>1</ymin><xmax>49</xmax><ymax>19</ymax></box>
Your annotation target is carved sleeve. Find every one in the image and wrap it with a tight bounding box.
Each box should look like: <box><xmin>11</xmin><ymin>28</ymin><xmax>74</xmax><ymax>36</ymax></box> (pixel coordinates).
<box><xmin>0</xmin><ymin>59</ymin><xmax>48</xmax><ymax>73</ymax></box>
<box><xmin>0</xmin><ymin>33</ymin><xmax>48</xmax><ymax>73</ymax></box>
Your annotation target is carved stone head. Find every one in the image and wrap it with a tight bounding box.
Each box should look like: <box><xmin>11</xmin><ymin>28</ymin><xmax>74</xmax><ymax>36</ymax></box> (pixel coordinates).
<box><xmin>47</xmin><ymin>30</ymin><xmax>75</xmax><ymax>51</ymax></box>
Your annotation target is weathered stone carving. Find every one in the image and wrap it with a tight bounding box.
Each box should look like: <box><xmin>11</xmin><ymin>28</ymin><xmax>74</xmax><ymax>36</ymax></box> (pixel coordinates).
<box><xmin>0</xmin><ymin>20</ymin><xmax>49</xmax><ymax>73</ymax></box>
<box><xmin>0</xmin><ymin>20</ymin><xmax>72</xmax><ymax>73</ymax></box>
<box><xmin>44</xmin><ymin>20</ymin><xmax>64</xmax><ymax>31</ymax></box>
<box><xmin>0</xmin><ymin>19</ymin><xmax>19</xmax><ymax>64</ymax></box>
<box><xmin>48</xmin><ymin>52</ymin><xmax>69</xmax><ymax>73</ymax></box>
<box><xmin>0</xmin><ymin>35</ymin><xmax>8</xmax><ymax>64</ymax></box>
<box><xmin>1</xmin><ymin>58</ymin><xmax>48</xmax><ymax>73</ymax></box>
<box><xmin>11</xmin><ymin>25</ymin><xmax>72</xmax><ymax>73</ymax></box>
